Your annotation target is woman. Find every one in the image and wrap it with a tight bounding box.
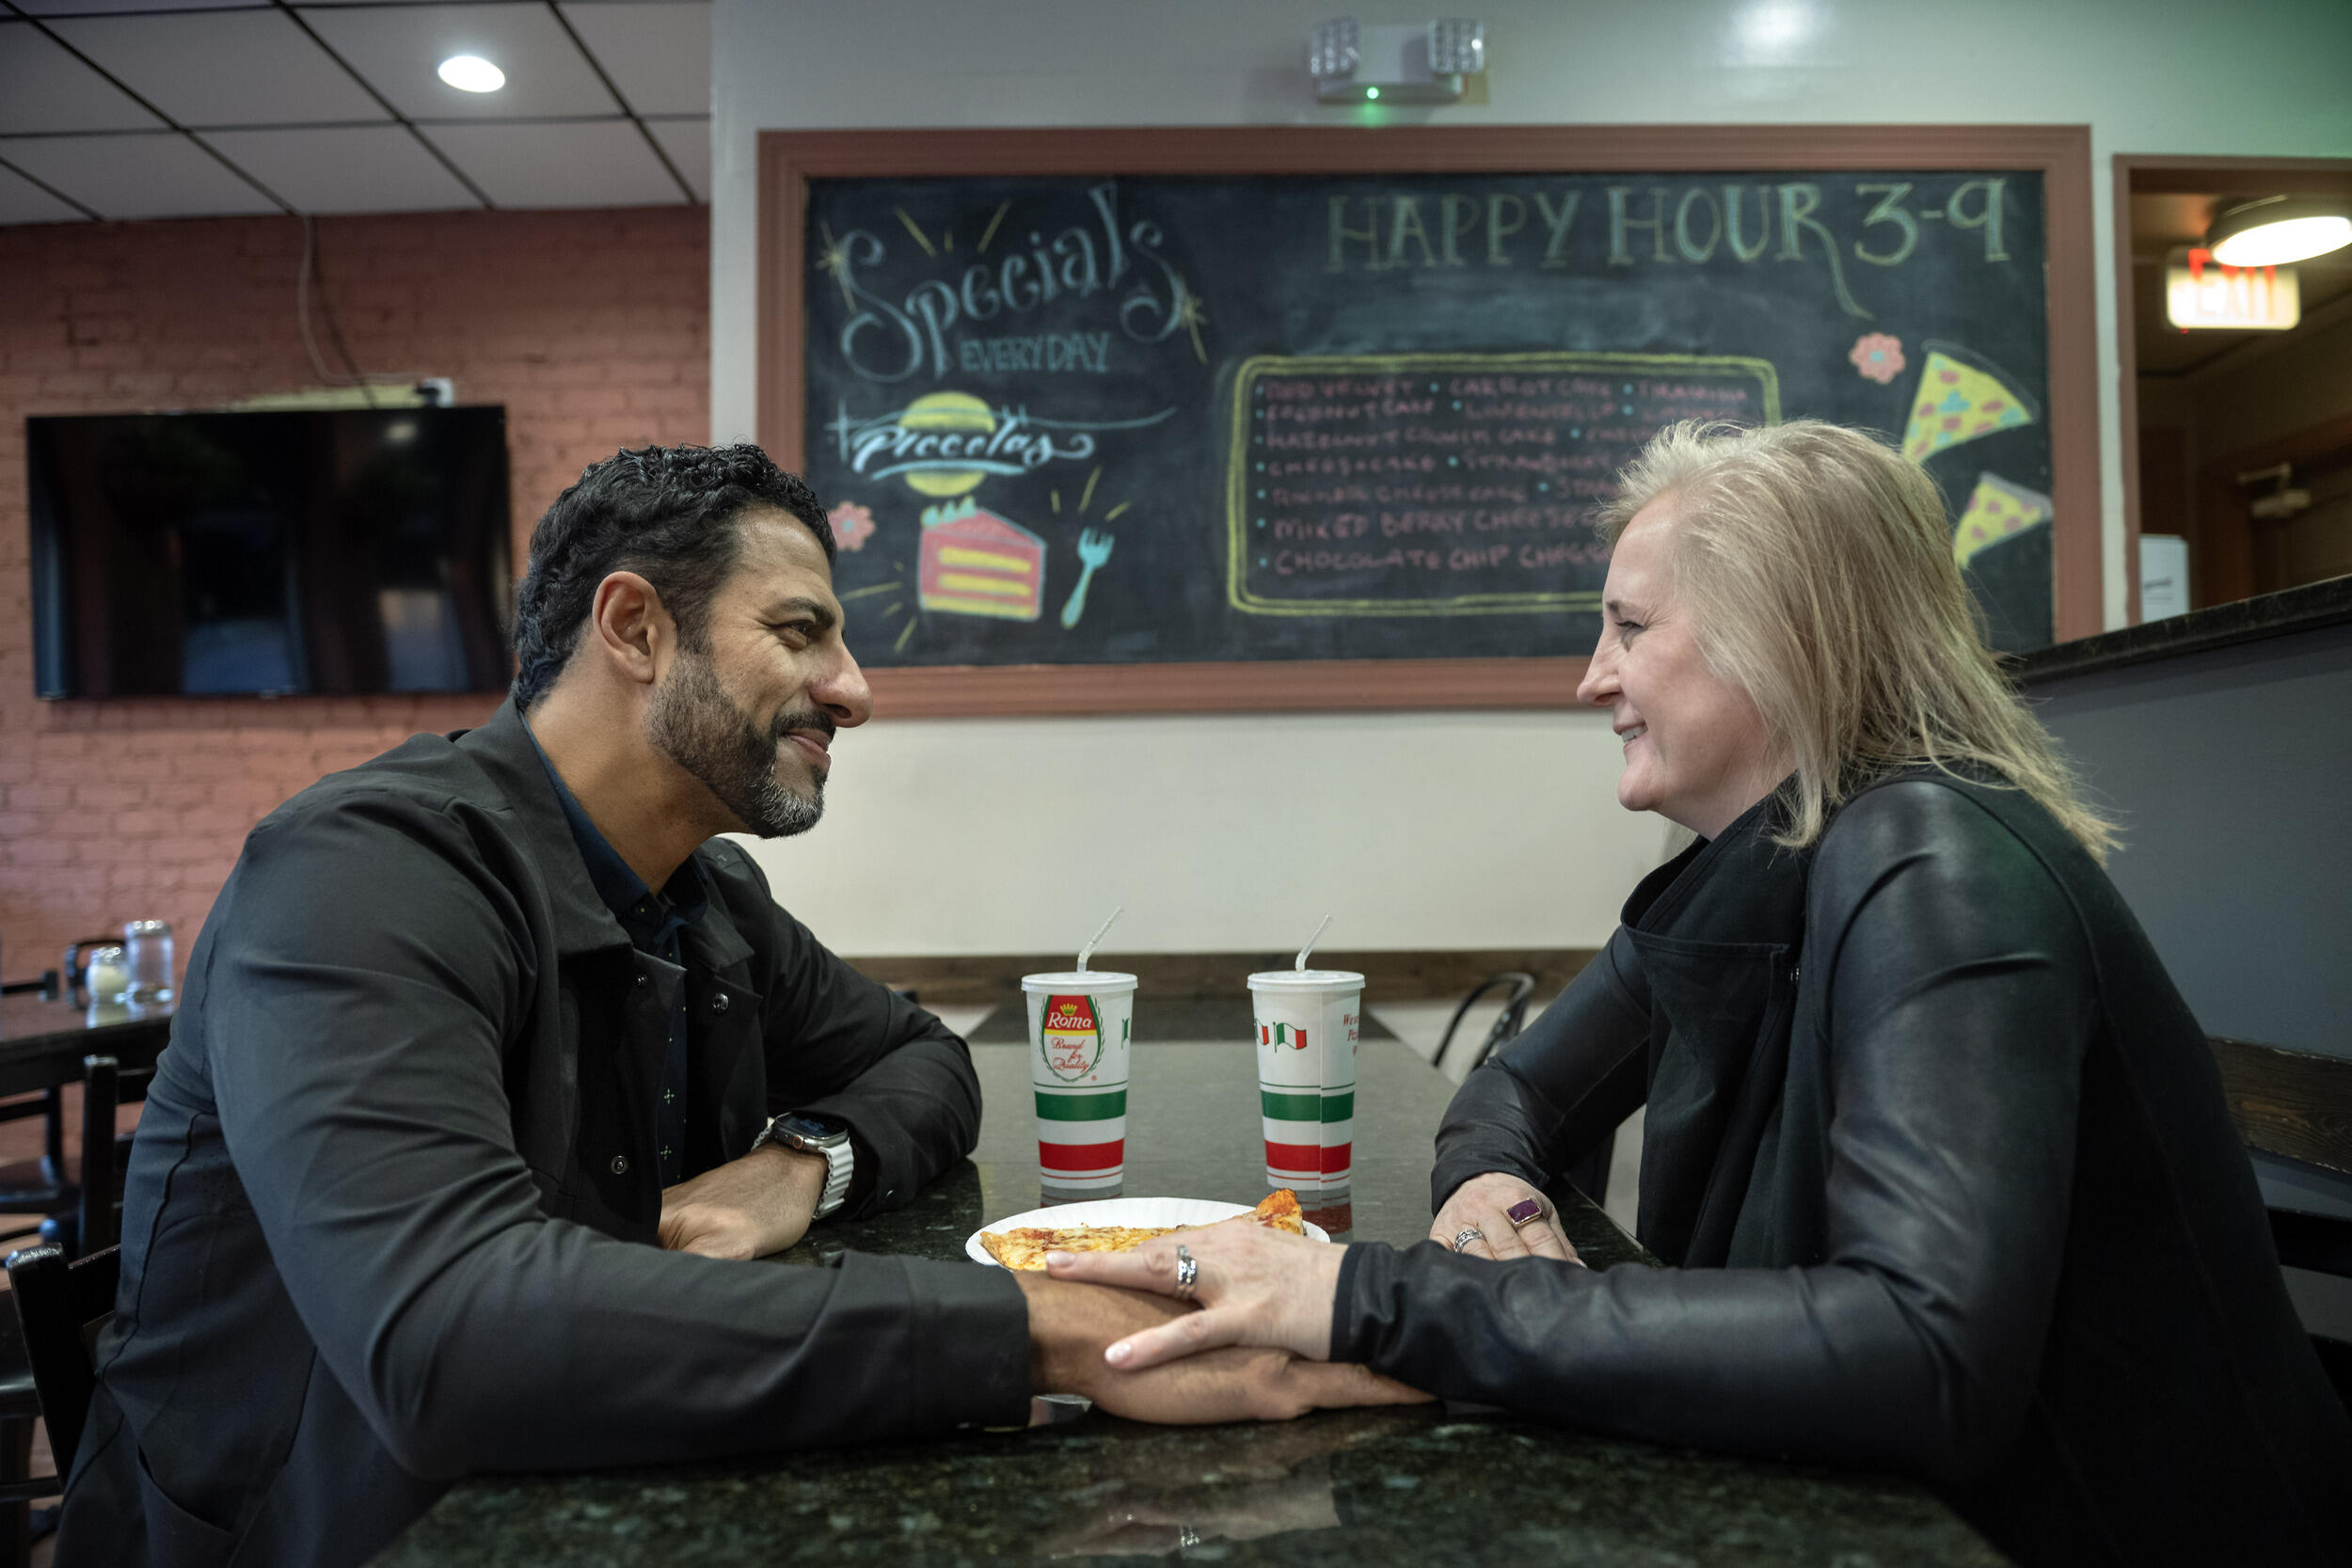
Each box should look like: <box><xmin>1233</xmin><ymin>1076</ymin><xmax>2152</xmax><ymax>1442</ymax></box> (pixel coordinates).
<box><xmin>1054</xmin><ymin>421</ymin><xmax>2352</xmax><ymax>1565</ymax></box>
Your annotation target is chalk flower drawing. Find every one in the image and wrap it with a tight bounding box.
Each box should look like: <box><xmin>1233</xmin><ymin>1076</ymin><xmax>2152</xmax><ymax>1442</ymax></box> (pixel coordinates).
<box><xmin>1850</xmin><ymin>333</ymin><xmax>1906</xmax><ymax>385</ymax></box>
<box><xmin>830</xmin><ymin>500</ymin><xmax>877</xmax><ymax>552</ymax></box>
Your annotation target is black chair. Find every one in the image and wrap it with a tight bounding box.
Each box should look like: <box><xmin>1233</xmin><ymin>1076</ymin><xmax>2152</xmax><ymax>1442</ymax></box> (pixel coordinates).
<box><xmin>1433</xmin><ymin>970</ymin><xmax>1537</xmax><ymax>1077</ymax></box>
<box><xmin>0</xmin><ymin>1244</ymin><xmax>120</xmax><ymax>1560</ymax></box>
<box><xmin>1436</xmin><ymin>972</ymin><xmax>1616</xmax><ymax>1210</ymax></box>
<box><xmin>0</xmin><ymin>1053</ymin><xmax>125</xmax><ymax>1564</ymax></box>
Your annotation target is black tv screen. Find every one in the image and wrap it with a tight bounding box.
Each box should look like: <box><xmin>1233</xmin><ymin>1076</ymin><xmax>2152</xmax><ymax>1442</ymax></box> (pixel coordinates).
<box><xmin>27</xmin><ymin>406</ymin><xmax>512</xmax><ymax>698</ymax></box>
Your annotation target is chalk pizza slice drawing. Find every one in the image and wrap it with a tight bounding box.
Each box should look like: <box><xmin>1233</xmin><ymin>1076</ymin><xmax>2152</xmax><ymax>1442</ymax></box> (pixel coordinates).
<box><xmin>1900</xmin><ymin>344</ymin><xmax>2039</xmax><ymax>465</ymax></box>
<box><xmin>1952</xmin><ymin>472</ymin><xmax>2053</xmax><ymax>568</ymax></box>
<box><xmin>917</xmin><ymin>498</ymin><xmax>1046</xmax><ymax>621</ymax></box>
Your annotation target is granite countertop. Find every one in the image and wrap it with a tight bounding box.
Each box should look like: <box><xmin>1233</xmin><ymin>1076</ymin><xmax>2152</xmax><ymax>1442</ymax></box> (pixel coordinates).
<box><xmin>377</xmin><ymin>1033</ymin><xmax>1998</xmax><ymax>1567</ymax></box>
<box><xmin>2010</xmin><ymin>573</ymin><xmax>2352</xmax><ymax>686</ymax></box>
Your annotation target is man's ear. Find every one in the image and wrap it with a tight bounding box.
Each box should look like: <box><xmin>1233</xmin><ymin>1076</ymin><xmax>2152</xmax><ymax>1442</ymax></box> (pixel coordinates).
<box><xmin>586</xmin><ymin>571</ymin><xmax>674</xmax><ymax>688</ymax></box>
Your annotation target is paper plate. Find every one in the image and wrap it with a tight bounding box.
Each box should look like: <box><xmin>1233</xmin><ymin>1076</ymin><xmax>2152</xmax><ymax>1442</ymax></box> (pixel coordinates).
<box><xmin>965</xmin><ymin>1196</ymin><xmax>1332</xmax><ymax>1265</ymax></box>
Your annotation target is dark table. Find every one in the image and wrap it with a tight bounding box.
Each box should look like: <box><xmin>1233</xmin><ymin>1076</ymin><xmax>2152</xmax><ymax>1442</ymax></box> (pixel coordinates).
<box><xmin>0</xmin><ymin>992</ymin><xmax>171</xmax><ymax>1101</ymax></box>
<box><xmin>377</xmin><ymin>1033</ymin><xmax>1998</xmax><ymax>1566</ymax></box>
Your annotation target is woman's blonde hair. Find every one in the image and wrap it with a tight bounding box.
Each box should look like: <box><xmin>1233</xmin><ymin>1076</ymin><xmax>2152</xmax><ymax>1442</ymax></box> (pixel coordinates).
<box><xmin>1598</xmin><ymin>419</ymin><xmax>2116</xmax><ymax>861</ymax></box>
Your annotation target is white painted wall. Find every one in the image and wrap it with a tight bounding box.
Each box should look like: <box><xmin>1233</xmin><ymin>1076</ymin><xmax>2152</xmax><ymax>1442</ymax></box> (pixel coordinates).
<box><xmin>711</xmin><ymin>0</ymin><xmax>2352</xmax><ymax>958</ymax></box>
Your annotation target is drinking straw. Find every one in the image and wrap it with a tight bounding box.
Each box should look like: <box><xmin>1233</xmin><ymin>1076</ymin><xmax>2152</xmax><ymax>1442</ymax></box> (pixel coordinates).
<box><xmin>1295</xmin><ymin>913</ymin><xmax>1333</xmax><ymax>973</ymax></box>
<box><xmin>1075</xmin><ymin>905</ymin><xmax>1124</xmax><ymax>973</ymax></box>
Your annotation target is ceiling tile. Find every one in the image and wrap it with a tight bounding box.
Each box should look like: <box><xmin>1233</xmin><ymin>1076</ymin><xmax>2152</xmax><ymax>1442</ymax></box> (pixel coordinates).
<box><xmin>296</xmin><ymin>2</ymin><xmax>620</xmax><ymax>120</ymax></box>
<box><xmin>643</xmin><ymin>116</ymin><xmax>706</xmax><ymax>203</ymax></box>
<box><xmin>0</xmin><ymin>19</ymin><xmax>165</xmax><ymax>134</ymax></box>
<box><xmin>202</xmin><ymin>125</ymin><xmax>481</xmax><ymax>214</ymax></box>
<box><xmin>421</xmin><ymin>119</ymin><xmax>679</xmax><ymax>209</ymax></box>
<box><xmin>557</xmin><ymin>2</ymin><xmax>708</xmax><ymax>117</ymax></box>
<box><xmin>51</xmin><ymin>10</ymin><xmax>389</xmax><ymax>130</ymax></box>
<box><xmin>0</xmin><ymin>158</ymin><xmax>90</xmax><ymax>225</ymax></box>
<box><xmin>0</xmin><ymin>132</ymin><xmax>281</xmax><ymax>220</ymax></box>
<box><xmin>13</xmin><ymin>1</ymin><xmax>257</xmax><ymax>14</ymax></box>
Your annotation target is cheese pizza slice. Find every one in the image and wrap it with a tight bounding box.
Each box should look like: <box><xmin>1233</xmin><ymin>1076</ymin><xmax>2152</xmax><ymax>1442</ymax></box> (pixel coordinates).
<box><xmin>1900</xmin><ymin>347</ymin><xmax>2038</xmax><ymax>464</ymax></box>
<box><xmin>977</xmin><ymin>1190</ymin><xmax>1307</xmax><ymax>1271</ymax></box>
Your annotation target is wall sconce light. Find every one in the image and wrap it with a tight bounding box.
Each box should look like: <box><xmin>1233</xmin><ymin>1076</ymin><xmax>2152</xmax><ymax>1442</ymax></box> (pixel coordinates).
<box><xmin>1311</xmin><ymin>17</ymin><xmax>1485</xmax><ymax>104</ymax></box>
<box><xmin>2204</xmin><ymin>196</ymin><xmax>2352</xmax><ymax>267</ymax></box>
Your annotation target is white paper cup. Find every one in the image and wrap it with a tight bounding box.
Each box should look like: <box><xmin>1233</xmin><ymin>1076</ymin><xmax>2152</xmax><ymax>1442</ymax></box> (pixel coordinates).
<box><xmin>1022</xmin><ymin>972</ymin><xmax>1136</xmax><ymax>1195</ymax></box>
<box><xmin>1248</xmin><ymin>969</ymin><xmax>1362</xmax><ymax>1195</ymax></box>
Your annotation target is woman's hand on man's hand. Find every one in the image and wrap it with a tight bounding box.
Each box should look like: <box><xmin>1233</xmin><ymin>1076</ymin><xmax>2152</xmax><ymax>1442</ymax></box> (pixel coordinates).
<box><xmin>1043</xmin><ymin>1218</ymin><xmax>1356</xmax><ymax>1373</ymax></box>
<box><xmin>1429</xmin><ymin>1171</ymin><xmax>1583</xmax><ymax>1264</ymax></box>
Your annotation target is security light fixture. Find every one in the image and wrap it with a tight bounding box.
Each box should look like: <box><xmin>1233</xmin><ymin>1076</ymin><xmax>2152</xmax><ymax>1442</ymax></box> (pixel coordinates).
<box><xmin>1311</xmin><ymin>17</ymin><xmax>1485</xmax><ymax>104</ymax></box>
<box><xmin>2204</xmin><ymin>196</ymin><xmax>2352</xmax><ymax>267</ymax></box>
<box><xmin>437</xmin><ymin>55</ymin><xmax>506</xmax><ymax>93</ymax></box>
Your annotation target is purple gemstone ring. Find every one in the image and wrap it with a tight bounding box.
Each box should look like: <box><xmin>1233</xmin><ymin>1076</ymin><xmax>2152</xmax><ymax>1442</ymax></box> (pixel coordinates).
<box><xmin>1504</xmin><ymin>1196</ymin><xmax>1546</xmax><ymax>1229</ymax></box>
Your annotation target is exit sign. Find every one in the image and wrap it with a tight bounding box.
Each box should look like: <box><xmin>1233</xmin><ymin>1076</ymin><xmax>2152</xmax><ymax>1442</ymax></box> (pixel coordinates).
<box><xmin>2166</xmin><ymin>247</ymin><xmax>2300</xmax><ymax>330</ymax></box>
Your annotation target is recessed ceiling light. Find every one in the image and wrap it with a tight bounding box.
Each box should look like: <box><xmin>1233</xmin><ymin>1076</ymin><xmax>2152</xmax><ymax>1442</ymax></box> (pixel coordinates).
<box><xmin>2206</xmin><ymin>196</ymin><xmax>2352</xmax><ymax>267</ymax></box>
<box><xmin>437</xmin><ymin>55</ymin><xmax>505</xmax><ymax>93</ymax></box>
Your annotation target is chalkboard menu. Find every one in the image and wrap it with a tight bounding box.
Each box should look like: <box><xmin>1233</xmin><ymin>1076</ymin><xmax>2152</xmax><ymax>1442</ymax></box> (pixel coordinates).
<box><xmin>767</xmin><ymin>129</ymin><xmax>2096</xmax><ymax>708</ymax></box>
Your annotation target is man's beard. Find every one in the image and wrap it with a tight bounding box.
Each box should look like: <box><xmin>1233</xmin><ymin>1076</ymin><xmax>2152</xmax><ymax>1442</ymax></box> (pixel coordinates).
<box><xmin>646</xmin><ymin>652</ymin><xmax>829</xmax><ymax>839</ymax></box>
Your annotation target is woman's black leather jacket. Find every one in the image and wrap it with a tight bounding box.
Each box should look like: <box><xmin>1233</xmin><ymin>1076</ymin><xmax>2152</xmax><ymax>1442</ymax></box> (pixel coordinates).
<box><xmin>1333</xmin><ymin>770</ymin><xmax>2352</xmax><ymax>1566</ymax></box>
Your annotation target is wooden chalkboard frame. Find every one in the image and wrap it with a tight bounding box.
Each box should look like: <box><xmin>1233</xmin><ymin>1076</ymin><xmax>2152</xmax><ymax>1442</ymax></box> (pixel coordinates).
<box><xmin>759</xmin><ymin>125</ymin><xmax>2098</xmax><ymax>717</ymax></box>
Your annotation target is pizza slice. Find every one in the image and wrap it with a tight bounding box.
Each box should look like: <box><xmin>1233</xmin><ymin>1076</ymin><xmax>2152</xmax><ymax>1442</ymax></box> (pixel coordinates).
<box><xmin>1899</xmin><ymin>347</ymin><xmax>2038</xmax><ymax>464</ymax></box>
<box><xmin>977</xmin><ymin>1190</ymin><xmax>1308</xmax><ymax>1271</ymax></box>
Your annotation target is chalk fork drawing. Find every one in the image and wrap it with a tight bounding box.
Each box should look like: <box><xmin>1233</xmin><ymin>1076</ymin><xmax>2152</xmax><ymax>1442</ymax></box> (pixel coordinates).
<box><xmin>1061</xmin><ymin>529</ymin><xmax>1116</xmax><ymax>629</ymax></box>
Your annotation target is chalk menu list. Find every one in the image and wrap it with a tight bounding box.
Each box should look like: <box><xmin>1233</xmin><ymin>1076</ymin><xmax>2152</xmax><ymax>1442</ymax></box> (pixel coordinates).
<box><xmin>802</xmin><ymin>169</ymin><xmax>2051</xmax><ymax>666</ymax></box>
<box><xmin>1232</xmin><ymin>356</ymin><xmax>1774</xmax><ymax>618</ymax></box>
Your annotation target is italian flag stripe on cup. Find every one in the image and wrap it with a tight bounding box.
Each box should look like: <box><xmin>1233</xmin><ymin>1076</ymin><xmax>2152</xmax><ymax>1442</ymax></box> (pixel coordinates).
<box><xmin>1260</xmin><ymin>1088</ymin><xmax>1353</xmax><ymax>1122</ymax></box>
<box><xmin>1039</xmin><ymin>1139</ymin><xmax>1124</xmax><ymax>1174</ymax></box>
<box><xmin>1034</xmin><ymin>1088</ymin><xmax>1128</xmax><ymax>1121</ymax></box>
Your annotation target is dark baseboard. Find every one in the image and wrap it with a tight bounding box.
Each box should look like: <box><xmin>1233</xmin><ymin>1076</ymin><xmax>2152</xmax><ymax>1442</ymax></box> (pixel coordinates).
<box><xmin>845</xmin><ymin>948</ymin><xmax>1599</xmax><ymax>1007</ymax></box>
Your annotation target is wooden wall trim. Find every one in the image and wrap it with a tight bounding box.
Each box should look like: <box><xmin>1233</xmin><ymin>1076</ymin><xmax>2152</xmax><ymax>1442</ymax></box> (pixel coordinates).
<box><xmin>762</xmin><ymin>123</ymin><xmax>2102</xmax><ymax>709</ymax></box>
<box><xmin>847</xmin><ymin>948</ymin><xmax>1599</xmax><ymax>1007</ymax></box>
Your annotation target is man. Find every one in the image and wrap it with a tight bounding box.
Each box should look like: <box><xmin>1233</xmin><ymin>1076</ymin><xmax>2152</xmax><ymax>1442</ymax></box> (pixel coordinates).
<box><xmin>58</xmin><ymin>446</ymin><xmax>1413</xmax><ymax>1567</ymax></box>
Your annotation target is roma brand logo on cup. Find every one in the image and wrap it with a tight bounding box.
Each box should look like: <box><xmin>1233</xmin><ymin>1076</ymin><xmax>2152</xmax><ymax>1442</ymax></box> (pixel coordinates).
<box><xmin>1040</xmin><ymin>994</ymin><xmax>1104</xmax><ymax>1081</ymax></box>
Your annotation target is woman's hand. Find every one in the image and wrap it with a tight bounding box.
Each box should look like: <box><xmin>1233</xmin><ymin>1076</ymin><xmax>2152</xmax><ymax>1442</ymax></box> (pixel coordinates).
<box><xmin>1043</xmin><ymin>1219</ymin><xmax>1345</xmax><ymax>1371</ymax></box>
<box><xmin>1429</xmin><ymin>1171</ymin><xmax>1582</xmax><ymax>1264</ymax></box>
<box><xmin>1014</xmin><ymin>1270</ymin><xmax>1425</xmax><ymax>1420</ymax></box>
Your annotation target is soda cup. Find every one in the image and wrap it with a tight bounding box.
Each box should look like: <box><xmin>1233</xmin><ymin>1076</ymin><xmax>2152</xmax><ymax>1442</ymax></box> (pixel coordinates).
<box><xmin>1022</xmin><ymin>971</ymin><xmax>1136</xmax><ymax>1196</ymax></box>
<box><xmin>1248</xmin><ymin>969</ymin><xmax>1362</xmax><ymax>1195</ymax></box>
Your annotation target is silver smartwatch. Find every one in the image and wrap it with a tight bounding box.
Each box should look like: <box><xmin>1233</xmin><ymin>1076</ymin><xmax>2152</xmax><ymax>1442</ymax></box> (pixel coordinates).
<box><xmin>759</xmin><ymin>1111</ymin><xmax>854</xmax><ymax>1218</ymax></box>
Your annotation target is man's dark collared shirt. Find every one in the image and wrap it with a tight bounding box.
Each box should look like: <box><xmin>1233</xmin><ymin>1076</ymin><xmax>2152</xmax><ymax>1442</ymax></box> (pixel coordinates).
<box><xmin>526</xmin><ymin>726</ymin><xmax>705</xmax><ymax>1187</ymax></box>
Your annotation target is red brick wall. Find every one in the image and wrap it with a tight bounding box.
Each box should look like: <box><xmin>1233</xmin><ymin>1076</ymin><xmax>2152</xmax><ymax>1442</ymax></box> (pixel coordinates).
<box><xmin>0</xmin><ymin>206</ymin><xmax>707</xmax><ymax>985</ymax></box>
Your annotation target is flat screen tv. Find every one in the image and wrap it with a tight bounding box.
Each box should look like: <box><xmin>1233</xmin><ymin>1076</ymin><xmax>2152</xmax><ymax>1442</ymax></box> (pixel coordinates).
<box><xmin>27</xmin><ymin>406</ymin><xmax>512</xmax><ymax>698</ymax></box>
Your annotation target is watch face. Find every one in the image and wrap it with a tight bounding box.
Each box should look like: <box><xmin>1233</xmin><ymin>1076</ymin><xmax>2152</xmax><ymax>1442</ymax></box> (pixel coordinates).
<box><xmin>779</xmin><ymin>1113</ymin><xmax>847</xmax><ymax>1143</ymax></box>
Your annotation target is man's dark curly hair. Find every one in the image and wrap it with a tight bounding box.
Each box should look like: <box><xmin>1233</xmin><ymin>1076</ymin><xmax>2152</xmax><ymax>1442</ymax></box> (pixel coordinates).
<box><xmin>510</xmin><ymin>444</ymin><xmax>834</xmax><ymax>710</ymax></box>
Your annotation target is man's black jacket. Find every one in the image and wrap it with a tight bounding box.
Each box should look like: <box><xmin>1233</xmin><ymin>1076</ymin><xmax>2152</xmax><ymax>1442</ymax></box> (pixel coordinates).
<box><xmin>1338</xmin><ymin>771</ymin><xmax>2352</xmax><ymax>1566</ymax></box>
<box><xmin>57</xmin><ymin>700</ymin><xmax>1032</xmax><ymax>1568</ymax></box>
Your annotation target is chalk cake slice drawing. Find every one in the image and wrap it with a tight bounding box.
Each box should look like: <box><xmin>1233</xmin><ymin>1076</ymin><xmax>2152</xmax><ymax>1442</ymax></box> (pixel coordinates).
<box><xmin>918</xmin><ymin>498</ymin><xmax>1046</xmax><ymax>621</ymax></box>
<box><xmin>1900</xmin><ymin>344</ymin><xmax>2039</xmax><ymax>464</ymax></box>
<box><xmin>829</xmin><ymin>499</ymin><xmax>877</xmax><ymax>552</ymax></box>
<box><xmin>1059</xmin><ymin>529</ymin><xmax>1115</xmax><ymax>629</ymax></box>
<box><xmin>1952</xmin><ymin>472</ymin><xmax>2053</xmax><ymax>568</ymax></box>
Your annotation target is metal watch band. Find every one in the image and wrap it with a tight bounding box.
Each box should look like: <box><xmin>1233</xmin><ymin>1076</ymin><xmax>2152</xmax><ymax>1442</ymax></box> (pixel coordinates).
<box><xmin>762</xmin><ymin>1116</ymin><xmax>854</xmax><ymax>1219</ymax></box>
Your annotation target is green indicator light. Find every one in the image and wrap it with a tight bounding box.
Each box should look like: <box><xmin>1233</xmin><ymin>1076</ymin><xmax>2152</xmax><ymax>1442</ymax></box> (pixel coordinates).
<box><xmin>1366</xmin><ymin>87</ymin><xmax>1379</xmax><ymax>100</ymax></box>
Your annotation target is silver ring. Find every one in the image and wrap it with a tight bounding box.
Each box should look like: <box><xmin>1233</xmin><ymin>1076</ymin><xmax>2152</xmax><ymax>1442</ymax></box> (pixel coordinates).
<box><xmin>1452</xmin><ymin>1227</ymin><xmax>1486</xmax><ymax>1252</ymax></box>
<box><xmin>1172</xmin><ymin>1243</ymin><xmax>1199</xmax><ymax>1298</ymax></box>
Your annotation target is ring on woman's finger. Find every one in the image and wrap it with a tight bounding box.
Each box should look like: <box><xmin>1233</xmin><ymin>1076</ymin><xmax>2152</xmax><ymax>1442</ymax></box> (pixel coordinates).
<box><xmin>1504</xmin><ymin>1197</ymin><xmax>1547</xmax><ymax>1230</ymax></box>
<box><xmin>1172</xmin><ymin>1243</ymin><xmax>1200</xmax><ymax>1299</ymax></box>
<box><xmin>1452</xmin><ymin>1227</ymin><xmax>1486</xmax><ymax>1253</ymax></box>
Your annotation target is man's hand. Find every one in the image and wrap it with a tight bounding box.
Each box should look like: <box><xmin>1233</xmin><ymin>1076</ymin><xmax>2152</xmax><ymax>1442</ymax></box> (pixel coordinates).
<box><xmin>659</xmin><ymin>1144</ymin><xmax>829</xmax><ymax>1259</ymax></box>
<box><xmin>1013</xmin><ymin>1273</ymin><xmax>1427</xmax><ymax>1424</ymax></box>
